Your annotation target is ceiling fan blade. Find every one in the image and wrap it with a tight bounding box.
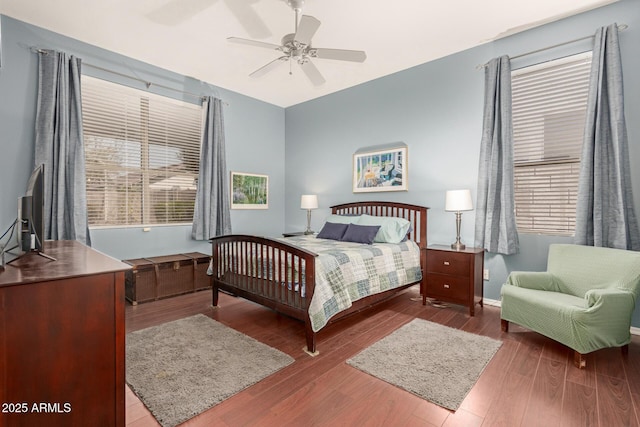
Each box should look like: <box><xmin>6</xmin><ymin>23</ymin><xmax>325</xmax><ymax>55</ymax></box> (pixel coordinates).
<box><xmin>299</xmin><ymin>60</ymin><xmax>326</xmax><ymax>86</ymax></box>
<box><xmin>294</xmin><ymin>15</ymin><xmax>321</xmax><ymax>46</ymax></box>
<box><xmin>146</xmin><ymin>0</ymin><xmax>214</xmax><ymax>26</ymax></box>
<box><xmin>222</xmin><ymin>0</ymin><xmax>271</xmax><ymax>39</ymax></box>
<box><xmin>227</xmin><ymin>37</ymin><xmax>281</xmax><ymax>50</ymax></box>
<box><xmin>313</xmin><ymin>48</ymin><xmax>367</xmax><ymax>62</ymax></box>
<box><xmin>250</xmin><ymin>56</ymin><xmax>289</xmax><ymax>78</ymax></box>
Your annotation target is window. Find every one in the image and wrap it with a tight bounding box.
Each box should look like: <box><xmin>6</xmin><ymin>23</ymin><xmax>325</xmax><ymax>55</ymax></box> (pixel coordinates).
<box><xmin>81</xmin><ymin>76</ymin><xmax>203</xmax><ymax>227</ymax></box>
<box><xmin>512</xmin><ymin>52</ymin><xmax>592</xmax><ymax>236</ymax></box>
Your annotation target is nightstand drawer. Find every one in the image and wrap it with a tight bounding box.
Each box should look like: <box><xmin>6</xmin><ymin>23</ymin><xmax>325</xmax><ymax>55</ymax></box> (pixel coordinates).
<box><xmin>427</xmin><ymin>250</ymin><xmax>470</xmax><ymax>276</ymax></box>
<box><xmin>426</xmin><ymin>273</ymin><xmax>468</xmax><ymax>301</ymax></box>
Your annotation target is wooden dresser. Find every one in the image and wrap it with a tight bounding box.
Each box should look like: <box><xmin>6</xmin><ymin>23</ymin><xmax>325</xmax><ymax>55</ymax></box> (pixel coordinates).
<box><xmin>425</xmin><ymin>245</ymin><xmax>484</xmax><ymax>316</ymax></box>
<box><xmin>0</xmin><ymin>241</ymin><xmax>130</xmax><ymax>426</ymax></box>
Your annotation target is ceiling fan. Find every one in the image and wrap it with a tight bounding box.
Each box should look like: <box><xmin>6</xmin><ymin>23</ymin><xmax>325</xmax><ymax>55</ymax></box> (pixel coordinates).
<box><xmin>228</xmin><ymin>0</ymin><xmax>367</xmax><ymax>86</ymax></box>
<box><xmin>147</xmin><ymin>0</ymin><xmax>271</xmax><ymax>39</ymax></box>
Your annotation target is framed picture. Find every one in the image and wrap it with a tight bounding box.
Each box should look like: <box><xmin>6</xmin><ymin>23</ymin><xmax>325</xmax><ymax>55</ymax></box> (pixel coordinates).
<box><xmin>231</xmin><ymin>172</ymin><xmax>269</xmax><ymax>209</ymax></box>
<box><xmin>353</xmin><ymin>146</ymin><xmax>407</xmax><ymax>192</ymax></box>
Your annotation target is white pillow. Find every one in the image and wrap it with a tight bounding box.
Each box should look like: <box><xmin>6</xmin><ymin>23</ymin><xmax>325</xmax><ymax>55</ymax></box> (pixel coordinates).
<box><xmin>356</xmin><ymin>214</ymin><xmax>411</xmax><ymax>244</ymax></box>
<box><xmin>324</xmin><ymin>214</ymin><xmax>361</xmax><ymax>224</ymax></box>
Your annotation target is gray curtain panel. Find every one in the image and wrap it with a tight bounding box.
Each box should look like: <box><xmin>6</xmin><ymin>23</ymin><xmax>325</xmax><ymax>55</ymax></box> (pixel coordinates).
<box><xmin>574</xmin><ymin>24</ymin><xmax>640</xmax><ymax>250</ymax></box>
<box><xmin>474</xmin><ymin>56</ymin><xmax>519</xmax><ymax>255</ymax></box>
<box><xmin>192</xmin><ymin>97</ymin><xmax>232</xmax><ymax>240</ymax></box>
<box><xmin>34</xmin><ymin>50</ymin><xmax>91</xmax><ymax>246</ymax></box>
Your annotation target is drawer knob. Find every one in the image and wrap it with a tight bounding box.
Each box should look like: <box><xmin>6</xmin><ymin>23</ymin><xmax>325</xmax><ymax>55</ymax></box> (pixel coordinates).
<box><xmin>443</xmin><ymin>261</ymin><xmax>450</xmax><ymax>266</ymax></box>
<box><xmin>444</xmin><ymin>284</ymin><xmax>450</xmax><ymax>289</ymax></box>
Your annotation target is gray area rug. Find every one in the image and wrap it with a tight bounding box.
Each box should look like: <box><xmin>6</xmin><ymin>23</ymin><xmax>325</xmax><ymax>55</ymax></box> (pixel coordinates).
<box><xmin>347</xmin><ymin>318</ymin><xmax>502</xmax><ymax>411</ymax></box>
<box><xmin>126</xmin><ymin>314</ymin><xmax>294</xmax><ymax>427</ymax></box>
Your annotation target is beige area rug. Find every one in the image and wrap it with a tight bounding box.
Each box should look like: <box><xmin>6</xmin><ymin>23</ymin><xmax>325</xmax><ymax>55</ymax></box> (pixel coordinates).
<box><xmin>126</xmin><ymin>314</ymin><xmax>294</xmax><ymax>427</ymax></box>
<box><xmin>347</xmin><ymin>318</ymin><xmax>502</xmax><ymax>411</ymax></box>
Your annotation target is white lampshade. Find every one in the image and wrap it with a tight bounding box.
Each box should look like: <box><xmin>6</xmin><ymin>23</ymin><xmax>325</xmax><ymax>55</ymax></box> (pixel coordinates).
<box><xmin>300</xmin><ymin>194</ymin><xmax>318</xmax><ymax>210</ymax></box>
<box><xmin>445</xmin><ymin>189</ymin><xmax>473</xmax><ymax>212</ymax></box>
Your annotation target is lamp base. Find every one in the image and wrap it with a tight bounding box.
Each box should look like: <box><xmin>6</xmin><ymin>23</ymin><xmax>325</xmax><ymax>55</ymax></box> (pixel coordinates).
<box><xmin>304</xmin><ymin>230</ymin><xmax>314</xmax><ymax>235</ymax></box>
<box><xmin>451</xmin><ymin>242</ymin><xmax>466</xmax><ymax>251</ymax></box>
<box><xmin>451</xmin><ymin>211</ymin><xmax>466</xmax><ymax>251</ymax></box>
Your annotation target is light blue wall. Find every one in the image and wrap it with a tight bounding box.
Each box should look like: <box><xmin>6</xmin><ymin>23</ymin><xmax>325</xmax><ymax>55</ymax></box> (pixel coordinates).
<box><xmin>2</xmin><ymin>1</ymin><xmax>640</xmax><ymax>324</ymax></box>
<box><xmin>0</xmin><ymin>15</ymin><xmax>285</xmax><ymax>260</ymax></box>
<box><xmin>285</xmin><ymin>0</ymin><xmax>640</xmax><ymax>324</ymax></box>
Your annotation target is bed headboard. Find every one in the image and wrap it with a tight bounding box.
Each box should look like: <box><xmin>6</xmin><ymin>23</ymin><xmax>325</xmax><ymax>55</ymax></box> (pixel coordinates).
<box><xmin>330</xmin><ymin>201</ymin><xmax>428</xmax><ymax>251</ymax></box>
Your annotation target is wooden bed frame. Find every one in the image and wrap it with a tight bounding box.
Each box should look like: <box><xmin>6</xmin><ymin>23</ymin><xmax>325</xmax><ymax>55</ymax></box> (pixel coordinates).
<box><xmin>210</xmin><ymin>201</ymin><xmax>428</xmax><ymax>355</ymax></box>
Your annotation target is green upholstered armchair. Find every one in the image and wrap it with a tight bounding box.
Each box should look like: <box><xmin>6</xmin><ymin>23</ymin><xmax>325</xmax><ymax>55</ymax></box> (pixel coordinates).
<box><xmin>501</xmin><ymin>244</ymin><xmax>640</xmax><ymax>368</ymax></box>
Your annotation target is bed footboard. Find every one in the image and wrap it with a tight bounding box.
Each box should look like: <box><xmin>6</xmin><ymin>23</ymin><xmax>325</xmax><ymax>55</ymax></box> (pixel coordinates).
<box><xmin>210</xmin><ymin>235</ymin><xmax>318</xmax><ymax>352</ymax></box>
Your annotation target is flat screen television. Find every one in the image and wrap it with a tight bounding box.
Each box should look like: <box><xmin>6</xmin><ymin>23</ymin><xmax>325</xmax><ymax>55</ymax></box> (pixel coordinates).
<box><xmin>18</xmin><ymin>164</ymin><xmax>45</xmax><ymax>252</ymax></box>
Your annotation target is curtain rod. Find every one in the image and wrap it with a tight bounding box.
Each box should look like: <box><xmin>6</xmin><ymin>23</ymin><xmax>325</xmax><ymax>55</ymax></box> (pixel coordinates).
<box><xmin>30</xmin><ymin>47</ymin><xmax>229</xmax><ymax>106</ymax></box>
<box><xmin>476</xmin><ymin>23</ymin><xmax>628</xmax><ymax>70</ymax></box>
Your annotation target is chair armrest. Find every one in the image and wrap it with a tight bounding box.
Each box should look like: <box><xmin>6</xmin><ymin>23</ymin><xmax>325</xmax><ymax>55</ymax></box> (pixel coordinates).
<box><xmin>505</xmin><ymin>271</ymin><xmax>561</xmax><ymax>292</ymax></box>
<box><xmin>584</xmin><ymin>288</ymin><xmax>635</xmax><ymax>310</ymax></box>
<box><xmin>578</xmin><ymin>288</ymin><xmax>636</xmax><ymax>346</ymax></box>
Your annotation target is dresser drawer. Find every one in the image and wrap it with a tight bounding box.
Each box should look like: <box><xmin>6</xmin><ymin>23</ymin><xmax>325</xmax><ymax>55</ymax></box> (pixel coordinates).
<box><xmin>427</xmin><ymin>250</ymin><xmax>470</xmax><ymax>276</ymax></box>
<box><xmin>426</xmin><ymin>273</ymin><xmax>469</xmax><ymax>301</ymax></box>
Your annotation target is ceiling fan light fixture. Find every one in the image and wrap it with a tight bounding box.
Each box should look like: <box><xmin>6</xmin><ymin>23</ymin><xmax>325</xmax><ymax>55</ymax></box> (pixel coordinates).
<box><xmin>286</xmin><ymin>0</ymin><xmax>305</xmax><ymax>13</ymax></box>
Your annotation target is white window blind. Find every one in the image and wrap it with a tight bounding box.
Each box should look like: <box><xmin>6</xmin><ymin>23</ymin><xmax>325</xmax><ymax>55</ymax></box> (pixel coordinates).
<box><xmin>81</xmin><ymin>76</ymin><xmax>203</xmax><ymax>227</ymax></box>
<box><xmin>512</xmin><ymin>52</ymin><xmax>592</xmax><ymax>236</ymax></box>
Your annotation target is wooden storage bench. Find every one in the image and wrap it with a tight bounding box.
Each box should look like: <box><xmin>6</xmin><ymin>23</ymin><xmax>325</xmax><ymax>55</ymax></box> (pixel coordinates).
<box><xmin>124</xmin><ymin>252</ymin><xmax>211</xmax><ymax>304</ymax></box>
<box><xmin>183</xmin><ymin>252</ymin><xmax>212</xmax><ymax>291</ymax></box>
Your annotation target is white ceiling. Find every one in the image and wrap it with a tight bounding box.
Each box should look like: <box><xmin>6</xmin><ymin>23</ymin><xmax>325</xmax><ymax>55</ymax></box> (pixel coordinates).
<box><xmin>2</xmin><ymin>0</ymin><xmax>617</xmax><ymax>107</ymax></box>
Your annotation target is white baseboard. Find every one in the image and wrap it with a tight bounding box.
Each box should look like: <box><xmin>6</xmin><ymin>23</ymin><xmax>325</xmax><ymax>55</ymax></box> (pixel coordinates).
<box><xmin>482</xmin><ymin>297</ymin><xmax>501</xmax><ymax>308</ymax></box>
<box><xmin>483</xmin><ymin>297</ymin><xmax>640</xmax><ymax>336</ymax></box>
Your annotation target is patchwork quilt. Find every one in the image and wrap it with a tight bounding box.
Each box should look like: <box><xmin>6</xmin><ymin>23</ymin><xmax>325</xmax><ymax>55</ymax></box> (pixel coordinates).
<box><xmin>281</xmin><ymin>235</ymin><xmax>422</xmax><ymax>332</ymax></box>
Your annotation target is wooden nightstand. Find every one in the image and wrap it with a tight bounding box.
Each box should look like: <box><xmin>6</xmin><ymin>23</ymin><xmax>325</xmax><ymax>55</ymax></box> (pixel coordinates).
<box><xmin>282</xmin><ymin>231</ymin><xmax>308</xmax><ymax>237</ymax></box>
<box><xmin>426</xmin><ymin>245</ymin><xmax>485</xmax><ymax>316</ymax></box>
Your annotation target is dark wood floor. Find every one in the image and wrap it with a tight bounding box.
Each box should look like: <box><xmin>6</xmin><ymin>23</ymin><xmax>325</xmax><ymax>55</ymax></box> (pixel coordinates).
<box><xmin>124</xmin><ymin>286</ymin><xmax>640</xmax><ymax>427</ymax></box>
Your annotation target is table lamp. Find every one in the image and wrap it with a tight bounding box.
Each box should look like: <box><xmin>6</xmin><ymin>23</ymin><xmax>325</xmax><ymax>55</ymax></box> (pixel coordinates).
<box><xmin>445</xmin><ymin>189</ymin><xmax>473</xmax><ymax>250</ymax></box>
<box><xmin>300</xmin><ymin>195</ymin><xmax>318</xmax><ymax>234</ymax></box>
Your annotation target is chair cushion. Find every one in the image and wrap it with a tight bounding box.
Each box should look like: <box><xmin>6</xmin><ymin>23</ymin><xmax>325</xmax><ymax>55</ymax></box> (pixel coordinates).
<box><xmin>501</xmin><ymin>286</ymin><xmax>587</xmax><ymax>350</ymax></box>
